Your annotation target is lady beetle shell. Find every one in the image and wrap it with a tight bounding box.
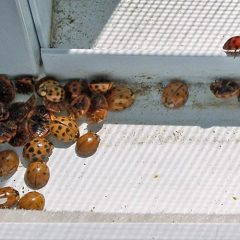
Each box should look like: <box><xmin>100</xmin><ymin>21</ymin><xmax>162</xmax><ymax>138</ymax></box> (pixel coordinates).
<box><xmin>161</xmin><ymin>80</ymin><xmax>189</xmax><ymax>108</ymax></box>
<box><xmin>9</xmin><ymin>121</ymin><xmax>30</xmax><ymax>147</ymax></box>
<box><xmin>89</xmin><ymin>79</ymin><xmax>113</xmax><ymax>93</ymax></box>
<box><xmin>70</xmin><ymin>94</ymin><xmax>91</xmax><ymax>119</ymax></box>
<box><xmin>50</xmin><ymin>115</ymin><xmax>79</xmax><ymax>142</ymax></box>
<box><xmin>76</xmin><ymin>132</ymin><xmax>100</xmax><ymax>157</ymax></box>
<box><xmin>27</xmin><ymin>105</ymin><xmax>50</xmax><ymax>138</ymax></box>
<box><xmin>86</xmin><ymin>94</ymin><xmax>108</xmax><ymax>123</ymax></box>
<box><xmin>0</xmin><ymin>150</ymin><xmax>19</xmax><ymax>177</ymax></box>
<box><xmin>15</xmin><ymin>75</ymin><xmax>35</xmax><ymax>94</ymax></box>
<box><xmin>64</xmin><ymin>79</ymin><xmax>89</xmax><ymax>100</ymax></box>
<box><xmin>223</xmin><ymin>36</ymin><xmax>240</xmax><ymax>57</ymax></box>
<box><xmin>210</xmin><ymin>79</ymin><xmax>239</xmax><ymax>99</ymax></box>
<box><xmin>9</xmin><ymin>95</ymin><xmax>36</xmax><ymax>123</ymax></box>
<box><xmin>17</xmin><ymin>191</ymin><xmax>45</xmax><ymax>210</ymax></box>
<box><xmin>0</xmin><ymin>187</ymin><xmax>20</xmax><ymax>209</ymax></box>
<box><xmin>43</xmin><ymin>98</ymin><xmax>68</xmax><ymax>113</ymax></box>
<box><xmin>0</xmin><ymin>75</ymin><xmax>16</xmax><ymax>104</ymax></box>
<box><xmin>25</xmin><ymin>161</ymin><xmax>50</xmax><ymax>189</ymax></box>
<box><xmin>0</xmin><ymin>102</ymin><xmax>9</xmax><ymax>122</ymax></box>
<box><xmin>106</xmin><ymin>85</ymin><xmax>134</xmax><ymax>111</ymax></box>
<box><xmin>36</xmin><ymin>77</ymin><xmax>65</xmax><ymax>103</ymax></box>
<box><xmin>23</xmin><ymin>138</ymin><xmax>54</xmax><ymax>162</ymax></box>
<box><xmin>0</xmin><ymin>121</ymin><xmax>17</xmax><ymax>144</ymax></box>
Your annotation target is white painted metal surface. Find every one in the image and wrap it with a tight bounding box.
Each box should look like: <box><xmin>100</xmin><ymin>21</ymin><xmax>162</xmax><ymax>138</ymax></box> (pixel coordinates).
<box><xmin>42</xmin><ymin>0</ymin><xmax>240</xmax><ymax>79</ymax></box>
<box><xmin>41</xmin><ymin>49</ymin><xmax>240</xmax><ymax>80</ymax></box>
<box><xmin>1</xmin><ymin>223</ymin><xmax>240</xmax><ymax>240</ymax></box>
<box><xmin>29</xmin><ymin>0</ymin><xmax>53</xmax><ymax>48</ymax></box>
<box><xmin>51</xmin><ymin>0</ymin><xmax>239</xmax><ymax>56</ymax></box>
<box><xmin>0</xmin><ymin>0</ymin><xmax>40</xmax><ymax>75</ymax></box>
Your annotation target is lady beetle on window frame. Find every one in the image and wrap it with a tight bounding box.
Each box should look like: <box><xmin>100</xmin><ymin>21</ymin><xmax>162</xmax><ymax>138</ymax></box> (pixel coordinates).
<box><xmin>223</xmin><ymin>36</ymin><xmax>240</xmax><ymax>57</ymax></box>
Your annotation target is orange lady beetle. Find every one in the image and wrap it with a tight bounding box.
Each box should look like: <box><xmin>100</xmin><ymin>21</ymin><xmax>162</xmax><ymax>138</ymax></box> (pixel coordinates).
<box><xmin>89</xmin><ymin>78</ymin><xmax>113</xmax><ymax>94</ymax></box>
<box><xmin>76</xmin><ymin>132</ymin><xmax>100</xmax><ymax>157</ymax></box>
<box><xmin>0</xmin><ymin>187</ymin><xmax>20</xmax><ymax>209</ymax></box>
<box><xmin>23</xmin><ymin>138</ymin><xmax>54</xmax><ymax>162</ymax></box>
<box><xmin>223</xmin><ymin>36</ymin><xmax>240</xmax><ymax>57</ymax></box>
<box><xmin>25</xmin><ymin>161</ymin><xmax>50</xmax><ymax>189</ymax></box>
<box><xmin>161</xmin><ymin>80</ymin><xmax>188</xmax><ymax>108</ymax></box>
<box><xmin>49</xmin><ymin>114</ymin><xmax>79</xmax><ymax>142</ymax></box>
<box><xmin>17</xmin><ymin>191</ymin><xmax>45</xmax><ymax>210</ymax></box>
<box><xmin>0</xmin><ymin>150</ymin><xmax>19</xmax><ymax>177</ymax></box>
<box><xmin>36</xmin><ymin>77</ymin><xmax>65</xmax><ymax>103</ymax></box>
<box><xmin>106</xmin><ymin>85</ymin><xmax>134</xmax><ymax>111</ymax></box>
<box><xmin>210</xmin><ymin>79</ymin><xmax>239</xmax><ymax>99</ymax></box>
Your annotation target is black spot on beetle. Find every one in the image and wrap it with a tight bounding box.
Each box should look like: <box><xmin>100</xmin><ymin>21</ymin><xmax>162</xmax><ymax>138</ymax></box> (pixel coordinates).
<box><xmin>29</xmin><ymin>147</ymin><xmax>34</xmax><ymax>153</ymax></box>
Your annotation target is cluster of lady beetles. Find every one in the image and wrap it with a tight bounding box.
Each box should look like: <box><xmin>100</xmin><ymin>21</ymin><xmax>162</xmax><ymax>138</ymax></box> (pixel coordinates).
<box><xmin>0</xmin><ymin>36</ymin><xmax>237</xmax><ymax>210</ymax></box>
<box><xmin>0</xmin><ymin>75</ymin><xmax>134</xmax><ymax>210</ymax></box>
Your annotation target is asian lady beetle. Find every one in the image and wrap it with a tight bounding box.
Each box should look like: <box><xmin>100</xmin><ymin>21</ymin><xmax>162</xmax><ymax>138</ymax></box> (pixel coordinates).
<box><xmin>0</xmin><ymin>187</ymin><xmax>20</xmax><ymax>209</ymax></box>
<box><xmin>223</xmin><ymin>36</ymin><xmax>240</xmax><ymax>57</ymax></box>
<box><xmin>76</xmin><ymin>132</ymin><xmax>100</xmax><ymax>157</ymax></box>
<box><xmin>0</xmin><ymin>150</ymin><xmax>19</xmax><ymax>177</ymax></box>
<box><xmin>36</xmin><ymin>77</ymin><xmax>65</xmax><ymax>103</ymax></box>
<box><xmin>70</xmin><ymin>94</ymin><xmax>91</xmax><ymax>119</ymax></box>
<box><xmin>106</xmin><ymin>85</ymin><xmax>134</xmax><ymax>111</ymax></box>
<box><xmin>86</xmin><ymin>94</ymin><xmax>108</xmax><ymax>123</ymax></box>
<box><xmin>23</xmin><ymin>138</ymin><xmax>54</xmax><ymax>162</ymax></box>
<box><xmin>49</xmin><ymin>114</ymin><xmax>79</xmax><ymax>142</ymax></box>
<box><xmin>210</xmin><ymin>79</ymin><xmax>239</xmax><ymax>99</ymax></box>
<box><xmin>161</xmin><ymin>80</ymin><xmax>189</xmax><ymax>108</ymax></box>
<box><xmin>89</xmin><ymin>78</ymin><xmax>113</xmax><ymax>94</ymax></box>
<box><xmin>17</xmin><ymin>191</ymin><xmax>45</xmax><ymax>210</ymax></box>
<box><xmin>25</xmin><ymin>161</ymin><xmax>50</xmax><ymax>189</ymax></box>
